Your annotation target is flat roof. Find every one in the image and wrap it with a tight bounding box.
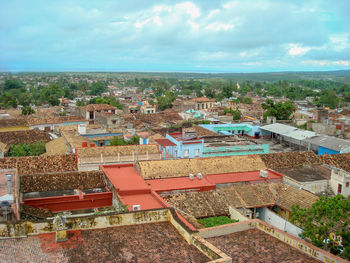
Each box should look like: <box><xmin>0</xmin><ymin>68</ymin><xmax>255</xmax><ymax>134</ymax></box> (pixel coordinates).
<box><xmin>205</xmin><ymin>170</ymin><xmax>283</xmax><ymax>185</ymax></box>
<box><xmin>275</xmin><ymin>165</ymin><xmax>331</xmax><ymax>182</ymax></box>
<box><xmin>118</xmin><ymin>193</ymin><xmax>165</xmax><ymax>210</ymax></box>
<box><xmin>285</xmin><ymin>129</ymin><xmax>317</xmax><ymax>140</ymax></box>
<box><xmin>261</xmin><ymin>123</ymin><xmax>297</xmax><ymax>136</ymax></box>
<box><xmin>206</xmin><ymin>228</ymin><xmax>320</xmax><ymax>263</ymax></box>
<box><xmin>102</xmin><ymin>164</ymin><xmax>150</xmax><ymax>195</ymax></box>
<box><xmin>146</xmin><ymin>176</ymin><xmax>215</xmax><ymax>192</ymax></box>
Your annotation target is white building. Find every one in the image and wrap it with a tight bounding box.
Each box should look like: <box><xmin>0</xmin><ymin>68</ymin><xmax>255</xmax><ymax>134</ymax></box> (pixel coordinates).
<box><xmin>330</xmin><ymin>168</ymin><xmax>350</xmax><ymax>197</ymax></box>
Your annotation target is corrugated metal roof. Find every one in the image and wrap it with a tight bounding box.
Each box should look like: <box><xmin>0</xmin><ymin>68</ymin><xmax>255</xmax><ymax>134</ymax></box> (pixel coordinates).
<box><xmin>285</xmin><ymin>130</ymin><xmax>317</xmax><ymax>140</ymax></box>
<box><xmin>303</xmin><ymin>135</ymin><xmax>350</xmax><ymax>151</ymax></box>
<box><xmin>261</xmin><ymin>123</ymin><xmax>297</xmax><ymax>136</ymax></box>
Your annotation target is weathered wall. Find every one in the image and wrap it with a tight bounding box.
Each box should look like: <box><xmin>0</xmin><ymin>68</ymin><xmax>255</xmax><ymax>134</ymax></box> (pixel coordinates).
<box><xmin>228</xmin><ymin>206</ymin><xmax>249</xmax><ymax>221</ymax></box>
<box><xmin>312</xmin><ymin>123</ymin><xmax>337</xmax><ymax>136</ymax></box>
<box><xmin>283</xmin><ymin>176</ymin><xmax>328</xmax><ymax>194</ymax></box>
<box><xmin>198</xmin><ymin>220</ymin><xmax>256</xmax><ymax>239</ymax></box>
<box><xmin>257</xmin><ymin>207</ymin><xmax>302</xmax><ymax>238</ymax></box>
<box><xmin>0</xmin><ymin>209</ymin><xmax>170</xmax><ymax>238</ymax></box>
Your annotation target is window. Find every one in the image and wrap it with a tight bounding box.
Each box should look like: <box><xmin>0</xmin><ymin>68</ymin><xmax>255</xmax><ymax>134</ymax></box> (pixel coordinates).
<box><xmin>112</xmin><ymin>120</ymin><xmax>117</xmax><ymax>124</ymax></box>
<box><xmin>174</xmin><ymin>150</ymin><xmax>178</xmax><ymax>157</ymax></box>
<box><xmin>184</xmin><ymin>150</ymin><xmax>189</xmax><ymax>158</ymax></box>
<box><xmin>194</xmin><ymin>149</ymin><xmax>200</xmax><ymax>157</ymax></box>
<box><xmin>346</xmin><ymin>182</ymin><xmax>349</xmax><ymax>188</ymax></box>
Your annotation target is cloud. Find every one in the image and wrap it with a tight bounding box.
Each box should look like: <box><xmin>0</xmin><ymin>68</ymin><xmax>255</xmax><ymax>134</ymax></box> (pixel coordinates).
<box><xmin>288</xmin><ymin>44</ymin><xmax>311</xmax><ymax>56</ymax></box>
<box><xmin>0</xmin><ymin>0</ymin><xmax>350</xmax><ymax>72</ymax></box>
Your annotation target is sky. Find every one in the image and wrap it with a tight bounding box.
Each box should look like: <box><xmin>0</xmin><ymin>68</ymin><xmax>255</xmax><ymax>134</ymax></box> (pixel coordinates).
<box><xmin>1</xmin><ymin>0</ymin><xmax>350</xmax><ymax>72</ymax></box>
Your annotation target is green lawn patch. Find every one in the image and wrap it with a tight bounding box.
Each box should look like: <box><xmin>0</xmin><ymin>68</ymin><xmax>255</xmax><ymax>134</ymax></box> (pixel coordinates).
<box><xmin>197</xmin><ymin>216</ymin><xmax>239</xmax><ymax>228</ymax></box>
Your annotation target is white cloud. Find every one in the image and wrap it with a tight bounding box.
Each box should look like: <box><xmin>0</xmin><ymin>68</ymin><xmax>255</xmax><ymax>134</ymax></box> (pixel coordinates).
<box><xmin>243</xmin><ymin>62</ymin><xmax>262</xmax><ymax>66</ymax></box>
<box><xmin>223</xmin><ymin>1</ymin><xmax>238</xmax><ymax>9</ymax></box>
<box><xmin>207</xmin><ymin>9</ymin><xmax>220</xmax><ymax>19</ymax></box>
<box><xmin>175</xmin><ymin>2</ymin><xmax>200</xmax><ymax>18</ymax></box>
<box><xmin>301</xmin><ymin>60</ymin><xmax>350</xmax><ymax>66</ymax></box>
<box><xmin>153</xmin><ymin>16</ymin><xmax>162</xmax><ymax>26</ymax></box>
<box><xmin>205</xmin><ymin>22</ymin><xmax>234</xmax><ymax>31</ymax></box>
<box><xmin>288</xmin><ymin>44</ymin><xmax>311</xmax><ymax>56</ymax></box>
<box><xmin>330</xmin><ymin>33</ymin><xmax>350</xmax><ymax>51</ymax></box>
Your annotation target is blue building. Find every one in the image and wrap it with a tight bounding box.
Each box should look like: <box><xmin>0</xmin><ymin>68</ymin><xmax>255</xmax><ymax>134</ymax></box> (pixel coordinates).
<box><xmin>303</xmin><ymin>135</ymin><xmax>350</xmax><ymax>155</ymax></box>
<box><xmin>165</xmin><ymin>131</ymin><xmax>204</xmax><ymax>158</ymax></box>
<box><xmin>199</xmin><ymin>123</ymin><xmax>261</xmax><ymax>138</ymax></box>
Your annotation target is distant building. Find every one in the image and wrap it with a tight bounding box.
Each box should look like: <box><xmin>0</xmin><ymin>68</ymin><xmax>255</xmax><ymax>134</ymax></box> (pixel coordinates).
<box><xmin>192</xmin><ymin>97</ymin><xmax>215</xmax><ymax>111</ymax></box>
<box><xmin>79</xmin><ymin>104</ymin><xmax>118</xmax><ymax>122</ymax></box>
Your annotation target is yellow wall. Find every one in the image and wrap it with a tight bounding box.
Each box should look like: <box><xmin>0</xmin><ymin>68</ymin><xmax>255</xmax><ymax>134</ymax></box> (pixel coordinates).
<box><xmin>0</xmin><ymin>126</ymin><xmax>29</xmax><ymax>132</ymax></box>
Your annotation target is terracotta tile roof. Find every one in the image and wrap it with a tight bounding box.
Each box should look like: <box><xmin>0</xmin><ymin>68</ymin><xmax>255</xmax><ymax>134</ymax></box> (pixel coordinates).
<box><xmin>319</xmin><ymin>153</ymin><xmax>350</xmax><ymax>172</ymax></box>
<box><xmin>83</xmin><ymin>104</ymin><xmax>118</xmax><ymax>111</ymax></box>
<box><xmin>228</xmin><ymin>184</ymin><xmax>265</xmax><ymax>208</ymax></box>
<box><xmin>206</xmin><ymin>228</ymin><xmax>320</xmax><ymax>263</ymax></box>
<box><xmin>191</xmin><ymin>125</ymin><xmax>217</xmax><ymax>137</ymax></box>
<box><xmin>0</xmin><ymin>130</ymin><xmax>51</xmax><ymax>145</ymax></box>
<box><xmin>269</xmin><ymin>183</ymin><xmax>319</xmax><ymax>211</ymax></box>
<box><xmin>77</xmin><ymin>145</ymin><xmax>160</xmax><ymax>158</ymax></box>
<box><xmin>219</xmin><ymin>186</ymin><xmax>244</xmax><ymax>208</ymax></box>
<box><xmin>260</xmin><ymin>151</ymin><xmax>321</xmax><ymax>169</ymax></box>
<box><xmin>0</xmin><ymin>117</ymin><xmax>28</xmax><ymax>128</ymax></box>
<box><xmin>250</xmin><ymin>183</ymin><xmax>275</xmax><ymax>204</ymax></box>
<box><xmin>27</xmin><ymin>116</ymin><xmax>86</xmax><ymax>126</ymax></box>
<box><xmin>192</xmin><ymin>97</ymin><xmax>215</xmax><ymax>102</ymax></box>
<box><xmin>43</xmin><ymin>137</ymin><xmax>69</xmax><ymax>155</ymax></box>
<box><xmin>164</xmin><ymin>190</ymin><xmax>230</xmax><ymax>218</ymax></box>
<box><xmin>0</xmin><ymin>222</ymin><xmax>209</xmax><ymax>262</ymax></box>
<box><xmin>136</xmin><ymin>155</ymin><xmax>267</xmax><ymax>179</ymax></box>
<box><xmin>148</xmin><ymin>133</ymin><xmax>165</xmax><ymax>144</ymax></box>
<box><xmin>21</xmin><ymin>171</ymin><xmax>106</xmax><ymax>193</ymax></box>
<box><xmin>155</xmin><ymin>138</ymin><xmax>176</xmax><ymax>147</ymax></box>
<box><xmin>0</xmin><ymin>154</ymin><xmax>77</xmax><ymax>175</ymax></box>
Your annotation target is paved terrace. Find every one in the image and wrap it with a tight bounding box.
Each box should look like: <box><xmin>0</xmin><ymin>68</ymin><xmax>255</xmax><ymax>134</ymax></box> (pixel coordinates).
<box><xmin>0</xmin><ymin>222</ymin><xmax>209</xmax><ymax>263</ymax></box>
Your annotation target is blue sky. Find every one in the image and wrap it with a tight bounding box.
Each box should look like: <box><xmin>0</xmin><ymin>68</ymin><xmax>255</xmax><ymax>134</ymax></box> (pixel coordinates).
<box><xmin>1</xmin><ymin>0</ymin><xmax>350</xmax><ymax>72</ymax></box>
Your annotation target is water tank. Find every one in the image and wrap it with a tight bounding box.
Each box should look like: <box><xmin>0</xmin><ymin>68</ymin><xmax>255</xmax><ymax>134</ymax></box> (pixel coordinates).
<box><xmin>82</xmin><ymin>141</ymin><xmax>88</xmax><ymax>148</ymax></box>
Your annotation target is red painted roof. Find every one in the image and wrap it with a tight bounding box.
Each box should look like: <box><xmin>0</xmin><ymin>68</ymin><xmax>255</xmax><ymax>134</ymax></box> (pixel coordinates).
<box><xmin>155</xmin><ymin>139</ymin><xmax>176</xmax><ymax>147</ymax></box>
<box><xmin>147</xmin><ymin>176</ymin><xmax>215</xmax><ymax>192</ymax></box>
<box><xmin>101</xmin><ymin>164</ymin><xmax>150</xmax><ymax>195</ymax></box>
<box><xmin>205</xmin><ymin>170</ymin><xmax>283</xmax><ymax>185</ymax></box>
<box><xmin>118</xmin><ymin>193</ymin><xmax>165</xmax><ymax>211</ymax></box>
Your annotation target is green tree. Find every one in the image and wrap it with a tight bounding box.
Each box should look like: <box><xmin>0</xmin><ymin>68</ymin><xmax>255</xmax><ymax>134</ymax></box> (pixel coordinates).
<box><xmin>222</xmin><ymin>85</ymin><xmax>234</xmax><ymax>98</ymax></box>
<box><xmin>224</xmin><ymin>108</ymin><xmax>242</xmax><ymax>120</ymax></box>
<box><xmin>21</xmin><ymin>106</ymin><xmax>35</xmax><ymax>115</ymax></box>
<box><xmin>8</xmin><ymin>141</ymin><xmax>46</xmax><ymax>156</ymax></box>
<box><xmin>3</xmin><ymin>79</ymin><xmax>25</xmax><ymax>91</ymax></box>
<box><xmin>204</xmin><ymin>87</ymin><xmax>215</xmax><ymax>99</ymax></box>
<box><xmin>262</xmin><ymin>99</ymin><xmax>296</xmax><ymax>120</ymax></box>
<box><xmin>157</xmin><ymin>91</ymin><xmax>176</xmax><ymax>111</ymax></box>
<box><xmin>318</xmin><ymin>90</ymin><xmax>342</xmax><ymax>109</ymax></box>
<box><xmin>290</xmin><ymin>195</ymin><xmax>350</xmax><ymax>260</ymax></box>
<box><xmin>88</xmin><ymin>81</ymin><xmax>108</xmax><ymax>95</ymax></box>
